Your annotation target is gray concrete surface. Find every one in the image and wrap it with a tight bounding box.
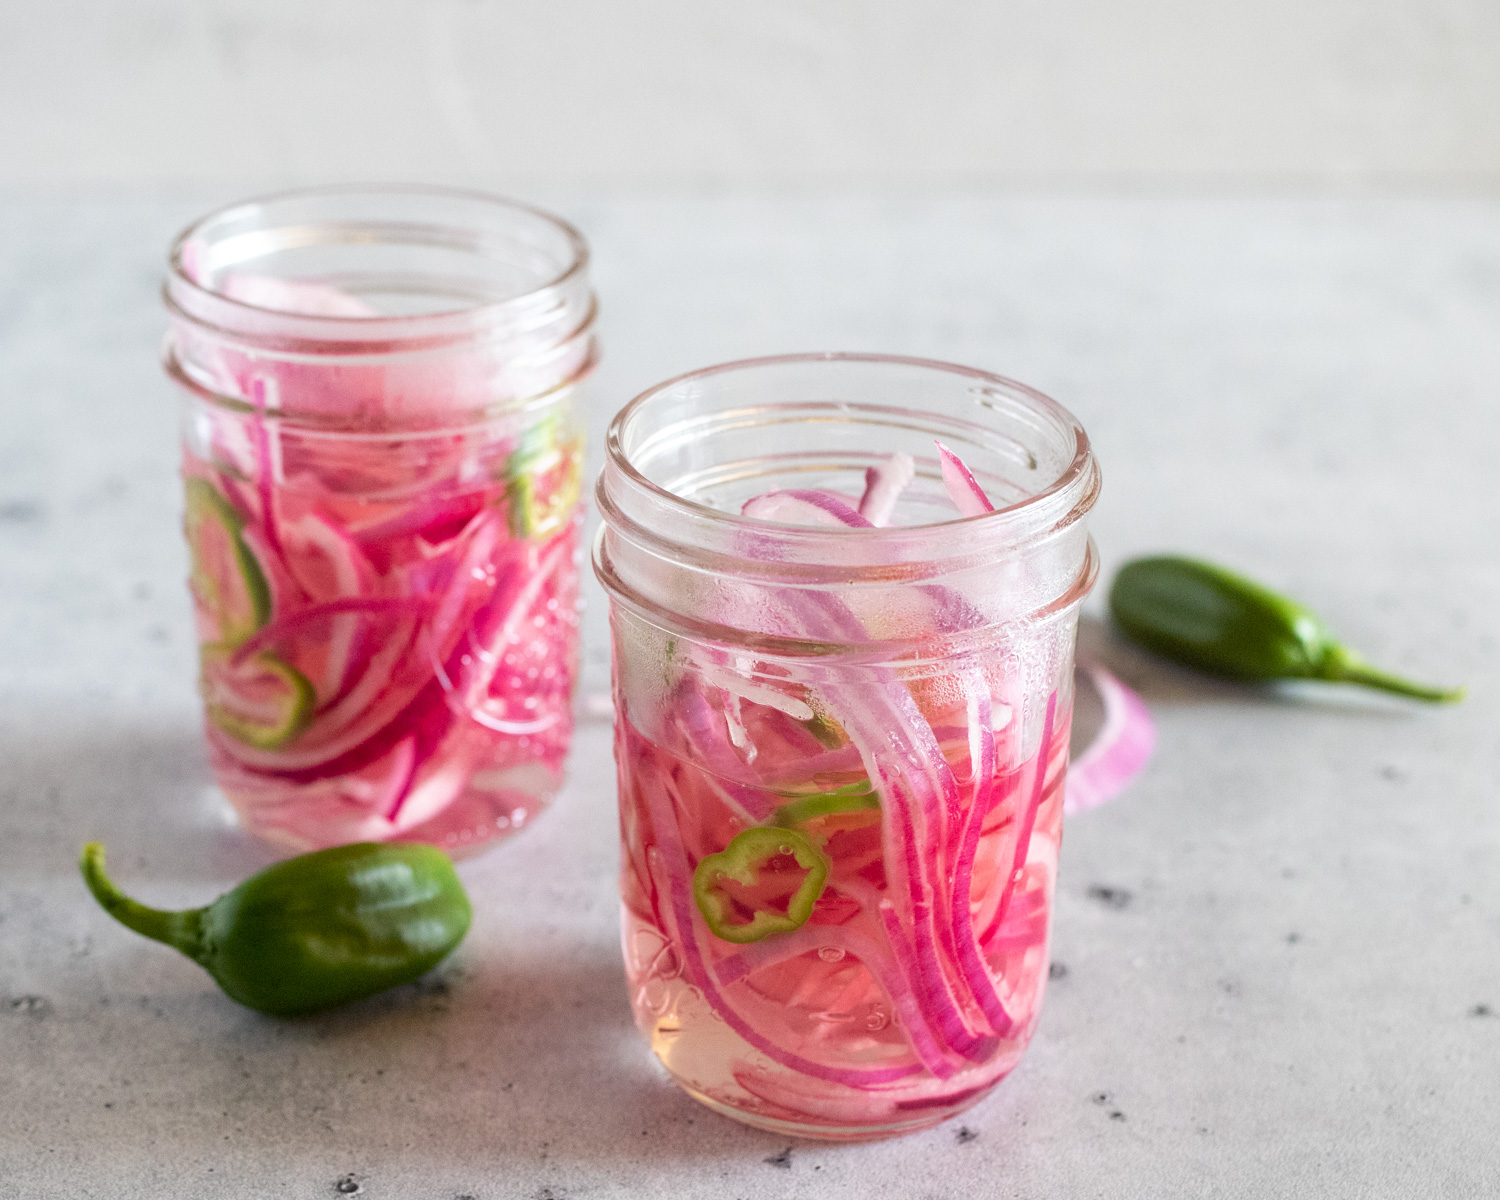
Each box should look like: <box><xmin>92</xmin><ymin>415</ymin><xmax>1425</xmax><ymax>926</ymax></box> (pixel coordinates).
<box><xmin>1</xmin><ymin>193</ymin><xmax>1497</xmax><ymax>1198</ymax></box>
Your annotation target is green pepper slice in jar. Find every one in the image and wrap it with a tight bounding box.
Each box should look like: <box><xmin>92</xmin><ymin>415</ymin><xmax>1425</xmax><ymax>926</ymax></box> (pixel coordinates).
<box><xmin>183</xmin><ymin>478</ymin><xmax>270</xmax><ymax>646</ymax></box>
<box><xmin>692</xmin><ymin>826</ymin><xmax>830</xmax><ymax>944</ymax></box>
<box><xmin>199</xmin><ymin>644</ymin><xmax>316</xmax><ymax>749</ymax></box>
<box><xmin>772</xmin><ymin>781</ymin><xmax>879</xmax><ymax>828</ymax></box>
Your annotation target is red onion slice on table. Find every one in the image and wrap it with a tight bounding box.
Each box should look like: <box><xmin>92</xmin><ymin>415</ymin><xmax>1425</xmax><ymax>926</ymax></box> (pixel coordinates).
<box><xmin>1065</xmin><ymin>658</ymin><xmax>1155</xmax><ymax>815</ymax></box>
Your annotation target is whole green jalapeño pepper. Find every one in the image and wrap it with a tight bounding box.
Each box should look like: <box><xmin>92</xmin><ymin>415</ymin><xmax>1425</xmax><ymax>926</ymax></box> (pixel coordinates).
<box><xmin>693</xmin><ymin>826</ymin><xmax>829</xmax><ymax>944</ymax></box>
<box><xmin>80</xmin><ymin>842</ymin><xmax>472</xmax><ymax>1016</ymax></box>
<box><xmin>1110</xmin><ymin>556</ymin><xmax>1463</xmax><ymax>703</ymax></box>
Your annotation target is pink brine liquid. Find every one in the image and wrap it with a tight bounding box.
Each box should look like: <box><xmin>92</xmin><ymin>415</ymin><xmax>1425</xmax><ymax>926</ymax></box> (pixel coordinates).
<box><xmin>182</xmin><ymin>418</ymin><xmax>582</xmax><ymax>854</ymax></box>
<box><xmin>616</xmin><ymin>663</ymin><xmax>1071</xmax><ymax>1138</ymax></box>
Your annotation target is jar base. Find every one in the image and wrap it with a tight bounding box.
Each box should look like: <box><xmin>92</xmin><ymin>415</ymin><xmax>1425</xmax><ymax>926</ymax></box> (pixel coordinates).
<box><xmin>396</xmin><ymin>784</ymin><xmax>554</xmax><ymax>860</ymax></box>
<box><xmin>676</xmin><ymin>1080</ymin><xmax>994</xmax><ymax>1143</ymax></box>
<box><xmin>221</xmin><ymin>780</ymin><xmax>556</xmax><ymax>861</ymax></box>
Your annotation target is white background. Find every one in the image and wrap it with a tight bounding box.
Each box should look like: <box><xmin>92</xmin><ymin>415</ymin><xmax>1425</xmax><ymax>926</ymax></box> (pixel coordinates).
<box><xmin>3</xmin><ymin>0</ymin><xmax>1498</xmax><ymax>190</ymax></box>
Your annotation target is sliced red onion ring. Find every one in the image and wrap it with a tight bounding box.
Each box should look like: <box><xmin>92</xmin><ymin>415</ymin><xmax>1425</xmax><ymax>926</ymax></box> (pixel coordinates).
<box><xmin>946</xmin><ymin>672</ymin><xmax>1016</xmax><ymax>1038</ymax></box>
<box><xmin>858</xmin><ymin>452</ymin><xmax>916</xmax><ymax>527</ymax></box>
<box><xmin>671</xmin><ymin>688</ymin><xmax>781</xmax><ymax>824</ymax></box>
<box><xmin>248</xmin><ymin>377</ymin><xmax>287</xmax><ymax>564</ymax></box>
<box><xmin>231</xmin><ymin>597</ymin><xmax>416</xmax><ymax>664</ymax></box>
<box><xmin>988</xmin><ymin>693</ymin><xmax>1057</xmax><ymax>936</ymax></box>
<box><xmin>741</xmin><ymin>489</ymin><xmax>873</xmax><ymax>528</ymax></box>
<box><xmin>277</xmin><ymin>512</ymin><xmax>382</xmax><ymax>700</ymax></box>
<box><xmin>695</xmin><ymin>662</ymin><xmax>816</xmax><ymax>722</ymax></box>
<box><xmin>448</xmin><ymin>534</ymin><xmax>571</xmax><ymax>714</ymax></box>
<box><xmin>347</xmin><ymin>489</ymin><xmax>489</xmax><ymax>549</ymax></box>
<box><xmin>643</xmin><ymin>761</ymin><xmax>924</xmax><ymax>1087</ymax></box>
<box><xmin>710</xmin><ymin>921</ymin><xmax>954</xmax><ymax>1081</ymax></box>
<box><xmin>376</xmin><ymin>738</ymin><xmax>419</xmax><ymax>821</ymax></box>
<box><xmin>935</xmin><ymin>441</ymin><xmax>994</xmax><ymax>517</ymax></box>
<box><xmin>1065</xmin><ymin>658</ymin><xmax>1155</xmax><ymax>815</ymax></box>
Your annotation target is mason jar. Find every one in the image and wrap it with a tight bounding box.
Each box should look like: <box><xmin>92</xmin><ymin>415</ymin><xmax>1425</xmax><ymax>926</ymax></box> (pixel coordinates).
<box><xmin>165</xmin><ymin>186</ymin><xmax>596</xmax><ymax>855</ymax></box>
<box><xmin>594</xmin><ymin>353</ymin><xmax>1100</xmax><ymax>1138</ymax></box>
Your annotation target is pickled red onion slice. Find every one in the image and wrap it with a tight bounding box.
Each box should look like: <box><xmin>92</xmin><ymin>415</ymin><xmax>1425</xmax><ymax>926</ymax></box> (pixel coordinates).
<box><xmin>742</xmin><ymin>489</ymin><xmax>873</xmax><ymax>528</ymax></box>
<box><xmin>935</xmin><ymin>440</ymin><xmax>994</xmax><ymax>516</ymax></box>
<box><xmin>1065</xmin><ymin>659</ymin><xmax>1155</xmax><ymax>815</ymax></box>
<box><xmin>858</xmin><ymin>452</ymin><xmax>915</xmax><ymax>527</ymax></box>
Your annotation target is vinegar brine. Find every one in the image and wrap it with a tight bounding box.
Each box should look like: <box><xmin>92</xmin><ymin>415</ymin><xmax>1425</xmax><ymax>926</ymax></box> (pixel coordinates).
<box><xmin>181</xmin><ymin>417</ymin><xmax>582</xmax><ymax>852</ymax></box>
<box><xmin>166</xmin><ymin>187</ymin><xmax>597</xmax><ymax>854</ymax></box>
<box><xmin>618</xmin><ymin>669</ymin><xmax>1069</xmax><ymax>1134</ymax></box>
<box><xmin>596</xmin><ymin>354</ymin><xmax>1102</xmax><ymax>1138</ymax></box>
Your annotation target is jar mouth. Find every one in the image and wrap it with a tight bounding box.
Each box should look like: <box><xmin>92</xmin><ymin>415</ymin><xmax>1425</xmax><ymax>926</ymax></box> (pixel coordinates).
<box><xmin>598</xmin><ymin>352</ymin><xmax>1100</xmax><ymax>585</ymax></box>
<box><xmin>165</xmin><ymin>183</ymin><xmax>592</xmax><ymax>355</ymax></box>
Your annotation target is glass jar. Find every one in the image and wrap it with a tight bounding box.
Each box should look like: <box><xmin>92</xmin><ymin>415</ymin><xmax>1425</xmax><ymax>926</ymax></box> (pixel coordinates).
<box><xmin>165</xmin><ymin>186</ymin><xmax>596</xmax><ymax>856</ymax></box>
<box><xmin>595</xmin><ymin>353</ymin><xmax>1100</xmax><ymax>1139</ymax></box>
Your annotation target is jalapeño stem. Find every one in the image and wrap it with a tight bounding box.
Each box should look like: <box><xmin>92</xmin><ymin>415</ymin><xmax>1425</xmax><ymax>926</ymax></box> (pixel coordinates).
<box><xmin>1319</xmin><ymin>647</ymin><xmax>1466</xmax><ymax>703</ymax></box>
<box><xmin>79</xmin><ymin>843</ymin><xmax>205</xmax><ymax>962</ymax></box>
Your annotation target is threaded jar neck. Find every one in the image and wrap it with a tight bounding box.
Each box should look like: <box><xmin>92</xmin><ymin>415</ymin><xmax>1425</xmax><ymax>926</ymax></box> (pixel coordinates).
<box><xmin>164</xmin><ymin>185</ymin><xmax>596</xmax><ymax>433</ymax></box>
<box><xmin>595</xmin><ymin>353</ymin><xmax>1100</xmax><ymax>652</ymax></box>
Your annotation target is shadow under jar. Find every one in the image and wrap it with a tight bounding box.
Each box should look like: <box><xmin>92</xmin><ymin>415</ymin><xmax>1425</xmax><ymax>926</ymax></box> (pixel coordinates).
<box><xmin>165</xmin><ymin>186</ymin><xmax>596</xmax><ymax>856</ymax></box>
<box><xmin>594</xmin><ymin>354</ymin><xmax>1100</xmax><ymax>1139</ymax></box>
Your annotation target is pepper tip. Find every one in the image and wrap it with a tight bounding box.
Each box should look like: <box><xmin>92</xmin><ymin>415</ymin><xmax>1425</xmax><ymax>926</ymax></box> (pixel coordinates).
<box><xmin>79</xmin><ymin>840</ymin><xmax>105</xmax><ymax>878</ymax></box>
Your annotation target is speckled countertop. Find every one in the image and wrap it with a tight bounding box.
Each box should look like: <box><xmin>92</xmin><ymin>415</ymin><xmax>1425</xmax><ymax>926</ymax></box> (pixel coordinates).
<box><xmin>2</xmin><ymin>192</ymin><xmax>1497</xmax><ymax>1199</ymax></box>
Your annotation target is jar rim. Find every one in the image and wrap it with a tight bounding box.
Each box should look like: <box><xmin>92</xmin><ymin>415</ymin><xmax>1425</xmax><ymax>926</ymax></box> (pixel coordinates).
<box><xmin>596</xmin><ymin>353</ymin><xmax>1101</xmax><ymax>650</ymax></box>
<box><xmin>601</xmin><ymin>352</ymin><xmax>1098</xmax><ymax>560</ymax></box>
<box><xmin>165</xmin><ymin>183</ymin><xmax>592</xmax><ymax>354</ymax></box>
